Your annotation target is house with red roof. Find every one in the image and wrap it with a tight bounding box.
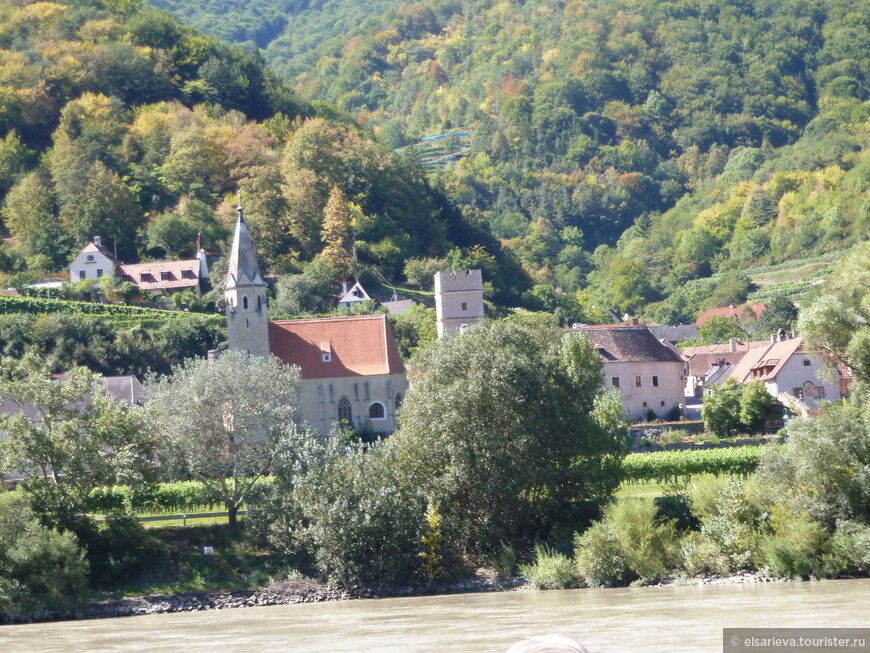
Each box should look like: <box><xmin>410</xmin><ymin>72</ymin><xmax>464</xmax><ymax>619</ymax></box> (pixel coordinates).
<box><xmin>695</xmin><ymin>303</ymin><xmax>766</xmax><ymax>327</ymax></box>
<box><xmin>224</xmin><ymin>203</ymin><xmax>408</xmax><ymax>436</ymax></box>
<box><xmin>727</xmin><ymin>333</ymin><xmax>842</xmax><ymax>414</ymax></box>
<box><xmin>69</xmin><ymin>236</ymin><xmax>207</xmax><ymax>298</ymax></box>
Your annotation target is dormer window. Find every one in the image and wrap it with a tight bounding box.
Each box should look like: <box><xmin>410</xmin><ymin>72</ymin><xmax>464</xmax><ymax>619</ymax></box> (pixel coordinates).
<box><xmin>322</xmin><ymin>353</ymin><xmax>332</xmax><ymax>362</ymax></box>
<box><xmin>160</xmin><ymin>271</ymin><xmax>171</xmax><ymax>281</ymax></box>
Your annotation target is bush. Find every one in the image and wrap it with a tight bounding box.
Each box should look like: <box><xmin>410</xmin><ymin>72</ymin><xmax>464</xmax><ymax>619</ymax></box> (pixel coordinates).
<box><xmin>573</xmin><ymin>522</ymin><xmax>628</xmax><ymax>587</ymax></box>
<box><xmin>520</xmin><ymin>545</ymin><xmax>583</xmax><ymax>589</ymax></box>
<box><xmin>0</xmin><ymin>494</ymin><xmax>89</xmax><ymax>622</ymax></box>
<box><xmin>759</xmin><ymin>508</ymin><xmax>834</xmax><ymax>579</ymax></box>
<box><xmin>682</xmin><ymin>478</ymin><xmax>765</xmax><ymax>575</ymax></box>
<box><xmin>266</xmin><ymin>437</ymin><xmax>426</xmax><ymax>587</ymax></box>
<box><xmin>573</xmin><ymin>497</ymin><xmax>679</xmax><ymax>586</ymax></box>
<box><xmin>830</xmin><ymin>521</ymin><xmax>870</xmax><ymax>575</ymax></box>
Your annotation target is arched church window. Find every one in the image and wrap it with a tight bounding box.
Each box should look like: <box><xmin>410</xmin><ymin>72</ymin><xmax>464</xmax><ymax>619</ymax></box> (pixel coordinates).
<box><xmin>338</xmin><ymin>397</ymin><xmax>352</xmax><ymax>424</ymax></box>
<box><xmin>243</xmin><ymin>296</ymin><xmax>249</xmax><ymax>310</ymax></box>
<box><xmin>368</xmin><ymin>402</ymin><xmax>385</xmax><ymax>420</ymax></box>
<box><xmin>257</xmin><ymin>295</ymin><xmax>262</xmax><ymax>310</ymax></box>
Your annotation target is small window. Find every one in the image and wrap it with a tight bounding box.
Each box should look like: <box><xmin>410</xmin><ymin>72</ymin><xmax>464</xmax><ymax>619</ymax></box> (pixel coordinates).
<box><xmin>160</xmin><ymin>270</ymin><xmax>171</xmax><ymax>281</ymax></box>
<box><xmin>635</xmin><ymin>375</ymin><xmax>642</xmax><ymax>388</ymax></box>
<box><xmin>660</xmin><ymin>401</ymin><xmax>665</xmax><ymax>407</ymax></box>
<box><xmin>86</xmin><ymin>254</ymin><xmax>95</xmax><ymax>262</ymax></box>
<box><xmin>816</xmin><ymin>386</ymin><xmax>825</xmax><ymax>399</ymax></box>
<box><xmin>611</xmin><ymin>376</ymin><xmax>620</xmax><ymax>389</ymax></box>
<box><xmin>243</xmin><ymin>296</ymin><xmax>249</xmax><ymax>310</ymax></box>
<box><xmin>803</xmin><ymin>359</ymin><xmax>811</xmax><ymax>366</ymax></box>
<box><xmin>321</xmin><ymin>352</ymin><xmax>332</xmax><ymax>362</ymax></box>
<box><xmin>337</xmin><ymin>397</ymin><xmax>352</xmax><ymax>423</ymax></box>
<box><xmin>793</xmin><ymin>388</ymin><xmax>803</xmax><ymax>399</ymax></box>
<box><xmin>257</xmin><ymin>295</ymin><xmax>262</xmax><ymax>310</ymax></box>
<box><xmin>79</xmin><ymin>270</ymin><xmax>86</xmax><ymax>280</ymax></box>
<box><xmin>368</xmin><ymin>402</ymin><xmax>385</xmax><ymax>420</ymax></box>
<box><xmin>642</xmin><ymin>401</ymin><xmax>648</xmax><ymax>408</ymax></box>
<box><xmin>652</xmin><ymin>375</ymin><xmax>659</xmax><ymax>387</ymax></box>
<box><xmin>461</xmin><ymin>302</ymin><xmax>467</xmax><ymax>311</ymax></box>
<box><xmin>96</xmin><ymin>269</ymin><xmax>104</xmax><ymax>278</ymax></box>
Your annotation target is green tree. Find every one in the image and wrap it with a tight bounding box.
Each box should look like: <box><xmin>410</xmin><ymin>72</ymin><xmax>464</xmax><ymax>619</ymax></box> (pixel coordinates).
<box><xmin>391</xmin><ymin>321</ymin><xmax>628</xmax><ymax>552</ymax></box>
<box><xmin>0</xmin><ymin>354</ymin><xmax>155</xmax><ymax>525</ymax></box>
<box><xmin>146</xmin><ymin>213</ymin><xmax>200</xmax><ymax>258</ymax></box>
<box><xmin>754</xmin><ymin>295</ymin><xmax>798</xmax><ymax>336</ymax></box>
<box><xmin>702</xmin><ymin>379</ymin><xmax>744</xmax><ymax>438</ymax></box>
<box><xmin>738</xmin><ymin>381</ymin><xmax>783</xmax><ymax>433</ymax></box>
<box><xmin>695</xmin><ymin>316</ymin><xmax>749</xmax><ymax>345</ymax></box>
<box><xmin>2</xmin><ymin>171</ymin><xmax>69</xmax><ymax>265</ymax></box>
<box><xmin>145</xmin><ymin>351</ymin><xmax>305</xmax><ymax>526</ymax></box>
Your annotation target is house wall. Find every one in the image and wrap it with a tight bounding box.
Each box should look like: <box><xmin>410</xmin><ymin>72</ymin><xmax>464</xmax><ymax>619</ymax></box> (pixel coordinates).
<box><xmin>769</xmin><ymin>354</ymin><xmax>840</xmax><ymax>410</ymax></box>
<box><xmin>297</xmin><ymin>373</ymin><xmax>409</xmax><ymax>436</ymax></box>
<box><xmin>69</xmin><ymin>250</ymin><xmax>115</xmax><ymax>283</ymax></box>
<box><xmin>602</xmin><ymin>360</ymin><xmax>686</xmax><ymax>422</ymax></box>
<box><xmin>434</xmin><ymin>270</ymin><xmax>484</xmax><ymax>337</ymax></box>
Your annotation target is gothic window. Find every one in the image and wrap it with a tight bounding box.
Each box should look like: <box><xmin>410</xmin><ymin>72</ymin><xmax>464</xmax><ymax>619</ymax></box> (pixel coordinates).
<box><xmin>368</xmin><ymin>402</ymin><xmax>385</xmax><ymax>419</ymax></box>
<box><xmin>243</xmin><ymin>296</ymin><xmax>249</xmax><ymax>310</ymax></box>
<box><xmin>338</xmin><ymin>397</ymin><xmax>352</xmax><ymax>424</ymax></box>
<box><xmin>257</xmin><ymin>295</ymin><xmax>262</xmax><ymax>310</ymax></box>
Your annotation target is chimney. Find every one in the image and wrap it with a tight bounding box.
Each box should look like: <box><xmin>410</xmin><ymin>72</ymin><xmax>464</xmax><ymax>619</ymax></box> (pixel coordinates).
<box><xmin>94</xmin><ymin>236</ymin><xmax>102</xmax><ymax>248</ymax></box>
<box><xmin>717</xmin><ymin>358</ymin><xmax>726</xmax><ymax>367</ymax></box>
<box><xmin>729</xmin><ymin>338</ymin><xmax>737</xmax><ymax>353</ymax></box>
<box><xmin>631</xmin><ymin>317</ymin><xmax>639</xmax><ymax>326</ymax></box>
<box><xmin>770</xmin><ymin>333</ymin><xmax>777</xmax><ymax>343</ymax></box>
<box><xmin>341</xmin><ymin>281</ymin><xmax>348</xmax><ymax>295</ymax></box>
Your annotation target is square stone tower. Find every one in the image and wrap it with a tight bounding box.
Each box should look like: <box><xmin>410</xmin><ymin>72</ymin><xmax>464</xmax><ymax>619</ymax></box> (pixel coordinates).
<box><xmin>434</xmin><ymin>269</ymin><xmax>484</xmax><ymax>337</ymax></box>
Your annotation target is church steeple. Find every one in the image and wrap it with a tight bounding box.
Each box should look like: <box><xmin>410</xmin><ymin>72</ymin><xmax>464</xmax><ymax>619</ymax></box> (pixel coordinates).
<box><xmin>224</xmin><ymin>195</ymin><xmax>270</xmax><ymax>357</ymax></box>
<box><xmin>225</xmin><ymin>196</ymin><xmax>265</xmax><ymax>291</ymax></box>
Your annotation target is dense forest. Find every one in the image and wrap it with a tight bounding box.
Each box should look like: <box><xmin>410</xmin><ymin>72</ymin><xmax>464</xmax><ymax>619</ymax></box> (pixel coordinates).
<box><xmin>141</xmin><ymin>0</ymin><xmax>870</xmax><ymax>323</ymax></box>
<box><xmin>1</xmin><ymin>0</ymin><xmax>869</xmax><ymax>329</ymax></box>
<box><xmin>0</xmin><ymin>0</ymin><xmax>528</xmax><ymax>316</ymax></box>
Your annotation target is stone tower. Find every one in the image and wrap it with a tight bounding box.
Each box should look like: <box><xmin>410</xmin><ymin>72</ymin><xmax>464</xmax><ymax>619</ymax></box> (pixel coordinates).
<box><xmin>434</xmin><ymin>269</ymin><xmax>484</xmax><ymax>337</ymax></box>
<box><xmin>225</xmin><ymin>200</ymin><xmax>270</xmax><ymax>357</ymax></box>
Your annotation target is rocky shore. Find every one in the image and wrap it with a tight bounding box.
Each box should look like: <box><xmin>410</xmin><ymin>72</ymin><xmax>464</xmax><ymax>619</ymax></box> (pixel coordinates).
<box><xmin>30</xmin><ymin>570</ymin><xmax>787</xmax><ymax>623</ymax></box>
<box><xmin>66</xmin><ymin>571</ymin><xmax>528</xmax><ymax>621</ymax></box>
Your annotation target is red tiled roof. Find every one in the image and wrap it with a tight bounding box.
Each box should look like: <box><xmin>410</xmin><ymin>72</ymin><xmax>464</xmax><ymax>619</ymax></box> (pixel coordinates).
<box><xmin>696</xmin><ymin>303</ymin><xmax>766</xmax><ymax>326</ymax></box>
<box><xmin>119</xmin><ymin>259</ymin><xmax>200</xmax><ymax>291</ymax></box>
<box><xmin>269</xmin><ymin>315</ymin><xmax>405</xmax><ymax>379</ymax></box>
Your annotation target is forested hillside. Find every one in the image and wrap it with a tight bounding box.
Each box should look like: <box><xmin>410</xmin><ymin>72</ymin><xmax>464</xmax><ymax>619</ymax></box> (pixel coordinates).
<box><xmin>152</xmin><ymin>0</ymin><xmax>870</xmax><ymax>323</ymax></box>
<box><xmin>0</xmin><ymin>0</ymin><xmax>527</xmax><ymax>312</ymax></box>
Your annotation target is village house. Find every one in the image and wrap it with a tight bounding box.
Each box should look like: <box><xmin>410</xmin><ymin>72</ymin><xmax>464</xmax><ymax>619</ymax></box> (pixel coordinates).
<box><xmin>574</xmin><ymin>324</ymin><xmax>687</xmax><ymax>422</ymax></box>
<box><xmin>681</xmin><ymin>339</ymin><xmax>768</xmax><ymax>397</ymax></box>
<box><xmin>224</xmin><ymin>202</ymin><xmax>407</xmax><ymax>436</ymax></box>
<box><xmin>726</xmin><ymin>332</ymin><xmax>842</xmax><ymax>414</ymax></box>
<box><xmin>69</xmin><ymin>237</ymin><xmax>208</xmax><ymax>299</ymax></box>
<box><xmin>695</xmin><ymin>302</ymin><xmax>766</xmax><ymax>327</ymax></box>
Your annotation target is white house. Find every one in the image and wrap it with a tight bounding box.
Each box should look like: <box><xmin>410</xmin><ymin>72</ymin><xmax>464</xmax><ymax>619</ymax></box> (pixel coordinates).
<box><xmin>728</xmin><ymin>333</ymin><xmax>841</xmax><ymax>412</ymax></box>
<box><xmin>576</xmin><ymin>324</ymin><xmax>687</xmax><ymax>422</ymax></box>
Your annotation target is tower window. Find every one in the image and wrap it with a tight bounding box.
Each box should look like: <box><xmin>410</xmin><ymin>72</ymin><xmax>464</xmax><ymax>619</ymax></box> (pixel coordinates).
<box><xmin>461</xmin><ymin>302</ymin><xmax>467</xmax><ymax>311</ymax></box>
<box><xmin>243</xmin><ymin>296</ymin><xmax>248</xmax><ymax>310</ymax></box>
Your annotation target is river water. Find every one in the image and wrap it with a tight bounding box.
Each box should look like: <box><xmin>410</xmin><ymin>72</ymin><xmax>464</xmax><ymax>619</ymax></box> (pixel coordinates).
<box><xmin>2</xmin><ymin>579</ymin><xmax>868</xmax><ymax>652</ymax></box>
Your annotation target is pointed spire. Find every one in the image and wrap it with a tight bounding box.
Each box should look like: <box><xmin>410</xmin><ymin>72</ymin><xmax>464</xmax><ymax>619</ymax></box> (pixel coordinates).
<box><xmin>225</xmin><ymin>193</ymin><xmax>265</xmax><ymax>290</ymax></box>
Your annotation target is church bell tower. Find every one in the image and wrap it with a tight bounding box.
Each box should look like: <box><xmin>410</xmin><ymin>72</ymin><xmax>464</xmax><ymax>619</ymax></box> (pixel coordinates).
<box><xmin>225</xmin><ymin>198</ymin><xmax>269</xmax><ymax>358</ymax></box>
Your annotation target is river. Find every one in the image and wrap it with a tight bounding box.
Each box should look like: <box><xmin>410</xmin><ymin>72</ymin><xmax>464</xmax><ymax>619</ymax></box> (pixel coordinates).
<box><xmin>2</xmin><ymin>579</ymin><xmax>868</xmax><ymax>652</ymax></box>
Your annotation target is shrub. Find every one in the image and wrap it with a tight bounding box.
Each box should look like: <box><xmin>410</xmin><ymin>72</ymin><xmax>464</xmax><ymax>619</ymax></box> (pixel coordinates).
<box><xmin>520</xmin><ymin>545</ymin><xmax>583</xmax><ymax>589</ymax></box>
<box><xmin>573</xmin><ymin>497</ymin><xmax>679</xmax><ymax>586</ymax></box>
<box><xmin>830</xmin><ymin>521</ymin><xmax>870</xmax><ymax>575</ymax></box>
<box><xmin>0</xmin><ymin>493</ymin><xmax>89</xmax><ymax>622</ymax></box>
<box><xmin>759</xmin><ymin>508</ymin><xmax>834</xmax><ymax>579</ymax></box>
<box><xmin>573</xmin><ymin>522</ymin><xmax>628</xmax><ymax>587</ymax></box>
<box><xmin>682</xmin><ymin>478</ymin><xmax>765</xmax><ymax>575</ymax></box>
<box><xmin>490</xmin><ymin>541</ymin><xmax>519</xmax><ymax>579</ymax></box>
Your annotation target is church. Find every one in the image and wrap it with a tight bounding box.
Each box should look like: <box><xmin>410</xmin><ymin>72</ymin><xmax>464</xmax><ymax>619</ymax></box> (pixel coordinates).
<box><xmin>224</xmin><ymin>202</ymin><xmax>408</xmax><ymax>436</ymax></box>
